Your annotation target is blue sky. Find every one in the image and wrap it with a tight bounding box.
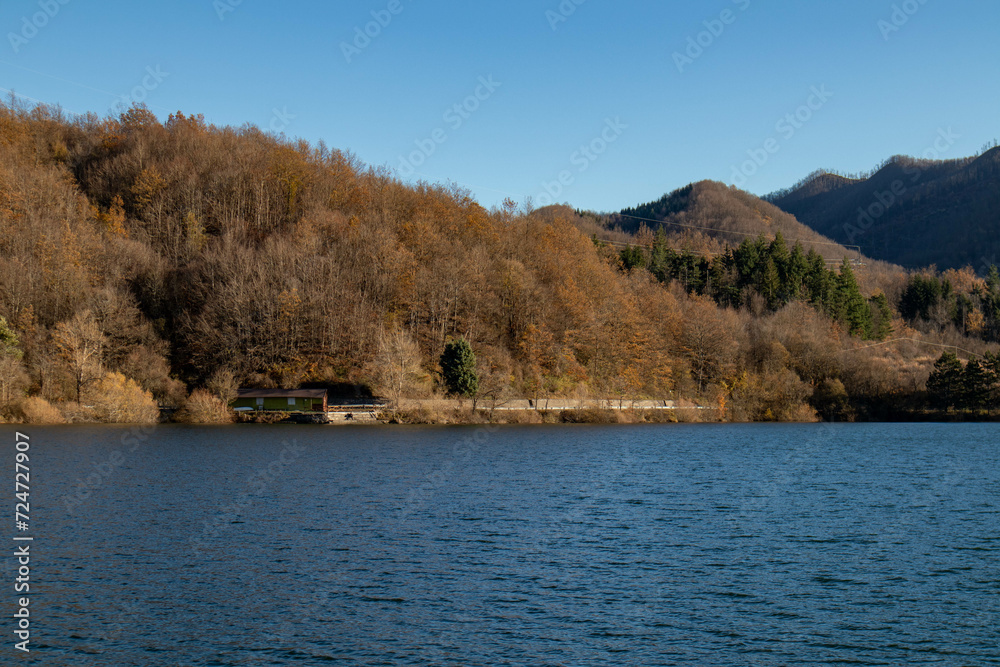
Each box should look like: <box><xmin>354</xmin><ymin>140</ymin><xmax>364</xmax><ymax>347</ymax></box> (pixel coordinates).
<box><xmin>1</xmin><ymin>0</ymin><xmax>997</xmax><ymax>212</ymax></box>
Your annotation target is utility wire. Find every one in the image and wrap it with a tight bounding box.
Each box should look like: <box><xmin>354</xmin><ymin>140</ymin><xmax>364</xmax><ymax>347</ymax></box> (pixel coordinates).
<box><xmin>614</xmin><ymin>212</ymin><xmax>863</xmax><ymax>259</ymax></box>
<box><xmin>845</xmin><ymin>337</ymin><xmax>985</xmax><ymax>358</ymax></box>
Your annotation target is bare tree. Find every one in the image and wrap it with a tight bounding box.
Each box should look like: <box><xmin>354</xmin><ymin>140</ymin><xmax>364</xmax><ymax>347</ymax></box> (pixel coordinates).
<box><xmin>370</xmin><ymin>326</ymin><xmax>425</xmax><ymax>408</ymax></box>
<box><xmin>53</xmin><ymin>310</ymin><xmax>106</xmax><ymax>403</ymax></box>
<box><xmin>679</xmin><ymin>296</ymin><xmax>738</xmax><ymax>394</ymax></box>
<box><xmin>207</xmin><ymin>367</ymin><xmax>239</xmax><ymax>405</ymax></box>
<box><xmin>0</xmin><ymin>355</ymin><xmax>28</xmax><ymax>409</ymax></box>
<box><xmin>475</xmin><ymin>350</ymin><xmax>514</xmax><ymax>419</ymax></box>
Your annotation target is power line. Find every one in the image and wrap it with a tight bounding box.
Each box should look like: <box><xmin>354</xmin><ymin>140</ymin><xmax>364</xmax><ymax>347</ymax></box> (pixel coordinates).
<box><xmin>845</xmin><ymin>337</ymin><xmax>985</xmax><ymax>358</ymax></box>
<box><xmin>614</xmin><ymin>212</ymin><xmax>863</xmax><ymax>259</ymax></box>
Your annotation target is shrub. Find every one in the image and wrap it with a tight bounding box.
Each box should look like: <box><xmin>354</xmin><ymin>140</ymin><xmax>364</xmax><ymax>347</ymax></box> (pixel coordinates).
<box><xmin>673</xmin><ymin>404</ymin><xmax>705</xmax><ymax>423</ymax></box>
<box><xmin>90</xmin><ymin>372</ymin><xmax>160</xmax><ymax>424</ymax></box>
<box><xmin>559</xmin><ymin>409</ymin><xmax>622</xmax><ymax>424</ymax></box>
<box><xmin>811</xmin><ymin>378</ymin><xmax>852</xmax><ymax>421</ymax></box>
<box><xmin>19</xmin><ymin>397</ymin><xmax>66</xmax><ymax>424</ymax></box>
<box><xmin>175</xmin><ymin>389</ymin><xmax>234</xmax><ymax>424</ymax></box>
<box><xmin>120</xmin><ymin>346</ymin><xmax>187</xmax><ymax>407</ymax></box>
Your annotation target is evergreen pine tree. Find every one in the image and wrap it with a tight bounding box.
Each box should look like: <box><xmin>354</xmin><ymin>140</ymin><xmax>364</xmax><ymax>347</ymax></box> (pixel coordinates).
<box><xmin>926</xmin><ymin>351</ymin><xmax>964</xmax><ymax>410</ymax></box>
<box><xmin>836</xmin><ymin>260</ymin><xmax>872</xmax><ymax>338</ymax></box>
<box><xmin>786</xmin><ymin>243</ymin><xmax>809</xmax><ymax>301</ymax></box>
<box><xmin>619</xmin><ymin>246</ymin><xmax>646</xmax><ymax>271</ymax></box>
<box><xmin>984</xmin><ymin>266</ymin><xmax>1000</xmax><ymax>340</ymax></box>
<box><xmin>707</xmin><ymin>256</ymin><xmax>727</xmax><ymax>302</ymax></box>
<box><xmin>987</xmin><ymin>265</ymin><xmax>1000</xmax><ymax>294</ymax></box>
<box><xmin>984</xmin><ymin>351</ymin><xmax>1000</xmax><ymax>410</ymax></box>
<box><xmin>769</xmin><ymin>232</ymin><xmax>790</xmax><ymax>276</ymax></box>
<box><xmin>962</xmin><ymin>357</ymin><xmax>991</xmax><ymax>410</ymax></box>
<box><xmin>440</xmin><ymin>338</ymin><xmax>479</xmax><ymax>397</ymax></box>
<box><xmin>0</xmin><ymin>316</ymin><xmax>20</xmax><ymax>358</ymax></box>
<box><xmin>805</xmin><ymin>249</ymin><xmax>830</xmax><ymax>308</ymax></box>
<box><xmin>761</xmin><ymin>257</ymin><xmax>781</xmax><ymax>309</ymax></box>
<box><xmin>749</xmin><ymin>235</ymin><xmax>769</xmax><ymax>285</ymax></box>
<box><xmin>733</xmin><ymin>238</ymin><xmax>762</xmax><ymax>289</ymax></box>
<box><xmin>649</xmin><ymin>229</ymin><xmax>670</xmax><ymax>282</ymax></box>
<box><xmin>678</xmin><ymin>251</ymin><xmax>701</xmax><ymax>291</ymax></box>
<box><xmin>868</xmin><ymin>292</ymin><xmax>894</xmax><ymax>341</ymax></box>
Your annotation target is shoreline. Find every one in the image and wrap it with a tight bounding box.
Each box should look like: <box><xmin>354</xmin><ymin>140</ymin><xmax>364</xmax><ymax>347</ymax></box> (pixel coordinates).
<box><xmin>5</xmin><ymin>407</ymin><xmax>998</xmax><ymax>427</ymax></box>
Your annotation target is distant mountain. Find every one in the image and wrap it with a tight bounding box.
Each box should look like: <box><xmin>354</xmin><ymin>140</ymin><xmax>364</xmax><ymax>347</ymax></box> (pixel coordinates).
<box><xmin>767</xmin><ymin>148</ymin><xmax>1000</xmax><ymax>272</ymax></box>
<box><xmin>612</xmin><ymin>180</ymin><xmax>862</xmax><ymax>261</ymax></box>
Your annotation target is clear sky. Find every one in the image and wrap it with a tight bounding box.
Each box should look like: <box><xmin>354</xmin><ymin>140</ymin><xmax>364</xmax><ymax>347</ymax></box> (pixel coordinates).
<box><xmin>1</xmin><ymin>0</ymin><xmax>997</xmax><ymax>212</ymax></box>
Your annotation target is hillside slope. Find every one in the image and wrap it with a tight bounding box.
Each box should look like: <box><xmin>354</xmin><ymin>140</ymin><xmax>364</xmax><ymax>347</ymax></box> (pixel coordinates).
<box><xmin>1</xmin><ymin>102</ymin><xmax>996</xmax><ymax>425</ymax></box>
<box><xmin>614</xmin><ymin>180</ymin><xmax>862</xmax><ymax>262</ymax></box>
<box><xmin>768</xmin><ymin>149</ymin><xmax>1000</xmax><ymax>271</ymax></box>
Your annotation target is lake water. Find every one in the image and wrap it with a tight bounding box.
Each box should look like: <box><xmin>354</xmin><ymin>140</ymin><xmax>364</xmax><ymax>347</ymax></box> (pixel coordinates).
<box><xmin>5</xmin><ymin>422</ymin><xmax>999</xmax><ymax>665</ymax></box>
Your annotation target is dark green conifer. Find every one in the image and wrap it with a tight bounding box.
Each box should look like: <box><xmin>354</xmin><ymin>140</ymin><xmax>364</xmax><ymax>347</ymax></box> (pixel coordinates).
<box><xmin>441</xmin><ymin>338</ymin><xmax>478</xmax><ymax>398</ymax></box>
<box><xmin>962</xmin><ymin>357</ymin><xmax>991</xmax><ymax>410</ymax></box>
<box><xmin>926</xmin><ymin>351</ymin><xmax>964</xmax><ymax>410</ymax></box>
<box><xmin>836</xmin><ymin>260</ymin><xmax>872</xmax><ymax>338</ymax></box>
<box><xmin>868</xmin><ymin>292</ymin><xmax>894</xmax><ymax>341</ymax></box>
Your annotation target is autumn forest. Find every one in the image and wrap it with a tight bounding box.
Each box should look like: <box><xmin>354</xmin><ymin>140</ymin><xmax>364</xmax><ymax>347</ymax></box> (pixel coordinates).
<box><xmin>1</xmin><ymin>100</ymin><xmax>998</xmax><ymax>424</ymax></box>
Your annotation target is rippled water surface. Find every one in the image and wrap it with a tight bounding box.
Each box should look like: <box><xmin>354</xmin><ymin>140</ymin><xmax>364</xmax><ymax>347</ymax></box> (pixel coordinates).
<box><xmin>7</xmin><ymin>422</ymin><xmax>1000</xmax><ymax>665</ymax></box>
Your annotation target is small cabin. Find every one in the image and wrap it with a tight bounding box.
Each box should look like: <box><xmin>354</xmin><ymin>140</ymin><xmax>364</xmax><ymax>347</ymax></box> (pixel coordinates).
<box><xmin>233</xmin><ymin>388</ymin><xmax>328</xmax><ymax>412</ymax></box>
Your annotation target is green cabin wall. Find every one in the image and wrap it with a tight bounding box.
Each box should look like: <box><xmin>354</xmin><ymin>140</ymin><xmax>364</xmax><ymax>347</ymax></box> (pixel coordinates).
<box><xmin>232</xmin><ymin>397</ymin><xmax>323</xmax><ymax>411</ymax></box>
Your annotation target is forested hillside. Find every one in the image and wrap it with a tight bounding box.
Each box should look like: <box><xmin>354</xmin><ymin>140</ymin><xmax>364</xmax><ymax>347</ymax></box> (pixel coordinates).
<box><xmin>768</xmin><ymin>148</ymin><xmax>1000</xmax><ymax>271</ymax></box>
<box><xmin>617</xmin><ymin>180</ymin><xmax>857</xmax><ymax>258</ymax></box>
<box><xmin>0</xmin><ymin>101</ymin><xmax>998</xmax><ymax>424</ymax></box>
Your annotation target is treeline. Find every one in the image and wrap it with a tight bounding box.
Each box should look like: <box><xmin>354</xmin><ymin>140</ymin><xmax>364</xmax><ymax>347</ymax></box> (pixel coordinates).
<box><xmin>616</xmin><ymin>231</ymin><xmax>893</xmax><ymax>340</ymax></box>
<box><xmin>0</xmin><ymin>100</ymin><xmax>997</xmax><ymax>424</ymax></box>
<box><xmin>771</xmin><ymin>147</ymin><xmax>1000</xmax><ymax>271</ymax></box>
<box><xmin>899</xmin><ymin>268</ymin><xmax>1000</xmax><ymax>342</ymax></box>
<box><xmin>0</xmin><ymin>101</ymin><xmax>687</xmax><ymax>421</ymax></box>
<box><xmin>614</xmin><ymin>180</ymin><xmax>855</xmax><ymax>255</ymax></box>
<box><xmin>926</xmin><ymin>351</ymin><xmax>1000</xmax><ymax>412</ymax></box>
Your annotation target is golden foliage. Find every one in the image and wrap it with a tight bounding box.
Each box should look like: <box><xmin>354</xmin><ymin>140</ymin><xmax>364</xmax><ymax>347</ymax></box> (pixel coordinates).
<box><xmin>132</xmin><ymin>167</ymin><xmax>167</xmax><ymax>212</ymax></box>
<box><xmin>96</xmin><ymin>195</ymin><xmax>128</xmax><ymax>238</ymax></box>
<box><xmin>89</xmin><ymin>372</ymin><xmax>159</xmax><ymax>424</ymax></box>
<box><xmin>174</xmin><ymin>389</ymin><xmax>233</xmax><ymax>424</ymax></box>
<box><xmin>18</xmin><ymin>397</ymin><xmax>66</xmax><ymax>424</ymax></box>
<box><xmin>966</xmin><ymin>308</ymin><xmax>985</xmax><ymax>336</ymax></box>
<box><xmin>942</xmin><ymin>266</ymin><xmax>983</xmax><ymax>295</ymax></box>
<box><xmin>3</xmin><ymin>99</ymin><xmax>986</xmax><ymax>422</ymax></box>
<box><xmin>183</xmin><ymin>211</ymin><xmax>206</xmax><ymax>251</ymax></box>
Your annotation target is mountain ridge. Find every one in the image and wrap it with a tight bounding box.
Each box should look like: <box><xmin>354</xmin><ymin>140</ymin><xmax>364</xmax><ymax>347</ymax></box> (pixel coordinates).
<box><xmin>768</xmin><ymin>146</ymin><xmax>1000</xmax><ymax>271</ymax></box>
